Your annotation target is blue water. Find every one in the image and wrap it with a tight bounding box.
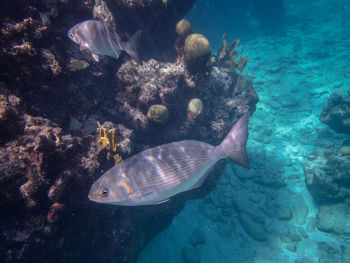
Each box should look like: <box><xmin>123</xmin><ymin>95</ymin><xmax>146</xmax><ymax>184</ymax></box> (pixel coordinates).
<box><xmin>138</xmin><ymin>0</ymin><xmax>350</xmax><ymax>262</ymax></box>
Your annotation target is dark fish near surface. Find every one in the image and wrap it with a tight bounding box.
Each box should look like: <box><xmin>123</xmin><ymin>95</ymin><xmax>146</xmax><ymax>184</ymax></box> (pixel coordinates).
<box><xmin>88</xmin><ymin>113</ymin><xmax>250</xmax><ymax>206</ymax></box>
<box><xmin>67</xmin><ymin>20</ymin><xmax>140</xmax><ymax>63</ymax></box>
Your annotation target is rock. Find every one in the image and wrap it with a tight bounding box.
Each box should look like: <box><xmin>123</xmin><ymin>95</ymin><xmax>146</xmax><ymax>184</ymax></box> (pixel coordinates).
<box><xmin>309</xmin><ymin>87</ymin><xmax>330</xmax><ymax>96</ymax></box>
<box><xmin>181</xmin><ymin>247</ymin><xmax>200</xmax><ymax>263</ymax></box>
<box><xmin>340</xmin><ymin>145</ymin><xmax>350</xmax><ymax>155</ymax></box>
<box><xmin>283</xmin><ymin>242</ymin><xmax>297</xmax><ymax>252</ymax></box>
<box><xmin>276</xmin><ymin>207</ymin><xmax>293</xmax><ymax>221</ymax></box>
<box><xmin>294</xmin><ymin>196</ymin><xmax>308</xmax><ymax>225</ymax></box>
<box><xmin>189</xmin><ymin>229</ymin><xmax>206</xmax><ymax>247</ymax></box>
<box><xmin>277</xmin><ymin>94</ymin><xmax>299</xmax><ymax>107</ymax></box>
<box><xmin>287</xmin><ymin>225</ymin><xmax>302</xmax><ymax>242</ymax></box>
<box><xmin>320</xmin><ymin>92</ymin><xmax>350</xmax><ymax>134</ymax></box>
<box><xmin>221</xmin><ymin>207</ymin><xmax>234</xmax><ymax>217</ymax></box>
<box><xmin>217</xmin><ymin>222</ymin><xmax>234</xmax><ymax>238</ymax></box>
<box><xmin>184</xmin><ymin>33</ymin><xmax>211</xmax><ymax>73</ymax></box>
<box><xmin>0</xmin><ymin>91</ymin><xmax>23</xmax><ymax>144</ymax></box>
<box><xmin>147</xmin><ymin>104</ymin><xmax>169</xmax><ymax>122</ymax></box>
<box><xmin>295</xmin><ymin>257</ymin><xmax>314</xmax><ymax>263</ymax></box>
<box><xmin>253</xmin><ymin>172</ymin><xmax>286</xmax><ymax>189</ymax></box>
<box><xmin>342</xmin><ymin>245</ymin><xmax>350</xmax><ymax>263</ymax></box>
<box><xmin>297</xmin><ymin>227</ymin><xmax>309</xmax><ymax>238</ymax></box>
<box><xmin>304</xmin><ymin>149</ymin><xmax>350</xmax><ymax>203</ymax></box>
<box><xmin>318</xmin><ymin>241</ymin><xmax>343</xmax><ymax>263</ymax></box>
<box><xmin>318</xmin><ymin>241</ymin><xmax>341</xmax><ymax>255</ymax></box>
<box><xmin>316</xmin><ymin>204</ymin><xmax>350</xmax><ymax>236</ymax></box>
<box><xmin>199</xmin><ymin>202</ymin><xmax>221</xmax><ymax>222</ymax></box>
<box><xmin>333</xmin><ymin>81</ymin><xmax>344</xmax><ymax>89</ymax></box>
<box><xmin>239</xmin><ymin>213</ymin><xmax>267</xmax><ymax>241</ymax></box>
<box><xmin>306</xmin><ymin>217</ymin><xmax>316</xmax><ymax>233</ymax></box>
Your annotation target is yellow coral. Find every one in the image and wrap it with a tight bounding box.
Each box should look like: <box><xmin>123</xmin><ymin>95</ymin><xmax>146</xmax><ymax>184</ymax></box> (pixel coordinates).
<box><xmin>114</xmin><ymin>154</ymin><xmax>123</xmax><ymax>165</ymax></box>
<box><xmin>99</xmin><ymin>137</ymin><xmax>109</xmax><ymax>149</ymax></box>
<box><xmin>96</xmin><ymin>122</ymin><xmax>122</xmax><ymax>165</ymax></box>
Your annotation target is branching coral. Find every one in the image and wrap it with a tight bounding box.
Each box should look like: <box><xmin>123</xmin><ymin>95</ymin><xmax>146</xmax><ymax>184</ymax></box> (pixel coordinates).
<box><xmin>97</xmin><ymin>122</ymin><xmax>123</xmax><ymax>165</ymax></box>
<box><xmin>215</xmin><ymin>33</ymin><xmax>249</xmax><ymax>73</ymax></box>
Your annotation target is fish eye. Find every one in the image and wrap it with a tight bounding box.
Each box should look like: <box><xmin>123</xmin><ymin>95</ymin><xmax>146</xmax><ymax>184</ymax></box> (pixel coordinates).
<box><xmin>67</xmin><ymin>30</ymin><xmax>74</xmax><ymax>39</ymax></box>
<box><xmin>100</xmin><ymin>188</ymin><xmax>109</xmax><ymax>197</ymax></box>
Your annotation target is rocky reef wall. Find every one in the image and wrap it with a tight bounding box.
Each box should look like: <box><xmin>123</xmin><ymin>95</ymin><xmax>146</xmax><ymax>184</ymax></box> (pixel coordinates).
<box><xmin>0</xmin><ymin>1</ymin><xmax>258</xmax><ymax>263</ymax></box>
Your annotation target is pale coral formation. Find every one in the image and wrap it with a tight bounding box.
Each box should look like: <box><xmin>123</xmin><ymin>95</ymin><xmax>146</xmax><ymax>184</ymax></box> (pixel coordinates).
<box><xmin>176</xmin><ymin>19</ymin><xmax>193</xmax><ymax>39</ymax></box>
<box><xmin>147</xmin><ymin>104</ymin><xmax>169</xmax><ymax>122</ymax></box>
<box><xmin>184</xmin><ymin>33</ymin><xmax>211</xmax><ymax>73</ymax></box>
<box><xmin>188</xmin><ymin>98</ymin><xmax>203</xmax><ymax>116</ymax></box>
<box><xmin>67</xmin><ymin>58</ymin><xmax>89</xmax><ymax>72</ymax></box>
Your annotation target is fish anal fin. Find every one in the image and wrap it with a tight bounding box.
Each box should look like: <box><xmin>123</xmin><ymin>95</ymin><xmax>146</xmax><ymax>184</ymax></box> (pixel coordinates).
<box><xmin>153</xmin><ymin>199</ymin><xmax>169</xmax><ymax>205</ymax></box>
<box><xmin>91</xmin><ymin>53</ymin><xmax>100</xmax><ymax>62</ymax></box>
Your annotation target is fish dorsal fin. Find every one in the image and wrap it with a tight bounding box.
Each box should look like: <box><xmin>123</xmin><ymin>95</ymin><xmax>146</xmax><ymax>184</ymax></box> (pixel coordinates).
<box><xmin>153</xmin><ymin>199</ymin><xmax>169</xmax><ymax>205</ymax></box>
<box><xmin>91</xmin><ymin>53</ymin><xmax>100</xmax><ymax>62</ymax></box>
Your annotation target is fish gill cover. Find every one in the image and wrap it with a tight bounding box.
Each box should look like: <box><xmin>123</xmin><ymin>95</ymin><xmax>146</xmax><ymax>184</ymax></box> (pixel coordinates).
<box><xmin>0</xmin><ymin>0</ymin><xmax>258</xmax><ymax>263</ymax></box>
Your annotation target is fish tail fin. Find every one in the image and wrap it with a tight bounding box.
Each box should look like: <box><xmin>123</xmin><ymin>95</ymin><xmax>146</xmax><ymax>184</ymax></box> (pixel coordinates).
<box><xmin>124</xmin><ymin>30</ymin><xmax>142</xmax><ymax>64</ymax></box>
<box><xmin>219</xmin><ymin>112</ymin><xmax>250</xmax><ymax>168</ymax></box>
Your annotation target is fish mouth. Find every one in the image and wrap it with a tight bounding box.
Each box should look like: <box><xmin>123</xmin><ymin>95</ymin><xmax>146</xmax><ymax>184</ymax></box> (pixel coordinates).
<box><xmin>88</xmin><ymin>193</ymin><xmax>98</xmax><ymax>201</ymax></box>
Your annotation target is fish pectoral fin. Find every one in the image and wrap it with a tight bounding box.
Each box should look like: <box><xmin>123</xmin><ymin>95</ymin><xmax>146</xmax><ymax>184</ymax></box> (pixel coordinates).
<box><xmin>80</xmin><ymin>45</ymin><xmax>87</xmax><ymax>51</ymax></box>
<box><xmin>80</xmin><ymin>41</ymin><xmax>89</xmax><ymax>51</ymax></box>
<box><xmin>91</xmin><ymin>53</ymin><xmax>100</xmax><ymax>62</ymax></box>
<box><xmin>153</xmin><ymin>199</ymin><xmax>170</xmax><ymax>205</ymax></box>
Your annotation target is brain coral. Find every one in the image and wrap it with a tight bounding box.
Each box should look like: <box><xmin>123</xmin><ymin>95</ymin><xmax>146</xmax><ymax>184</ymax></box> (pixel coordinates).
<box><xmin>184</xmin><ymin>33</ymin><xmax>211</xmax><ymax>73</ymax></box>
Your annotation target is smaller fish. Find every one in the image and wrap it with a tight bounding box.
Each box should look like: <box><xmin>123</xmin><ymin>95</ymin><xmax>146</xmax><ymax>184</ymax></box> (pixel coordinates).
<box><xmin>67</xmin><ymin>20</ymin><xmax>141</xmax><ymax>63</ymax></box>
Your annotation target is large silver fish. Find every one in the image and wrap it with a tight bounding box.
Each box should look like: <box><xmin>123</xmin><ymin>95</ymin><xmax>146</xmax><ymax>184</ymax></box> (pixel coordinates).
<box><xmin>67</xmin><ymin>20</ymin><xmax>140</xmax><ymax>63</ymax></box>
<box><xmin>88</xmin><ymin>113</ymin><xmax>250</xmax><ymax>206</ymax></box>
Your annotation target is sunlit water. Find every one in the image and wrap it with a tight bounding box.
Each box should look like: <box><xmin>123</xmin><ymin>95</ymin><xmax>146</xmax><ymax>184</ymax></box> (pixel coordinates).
<box><xmin>138</xmin><ymin>1</ymin><xmax>350</xmax><ymax>262</ymax></box>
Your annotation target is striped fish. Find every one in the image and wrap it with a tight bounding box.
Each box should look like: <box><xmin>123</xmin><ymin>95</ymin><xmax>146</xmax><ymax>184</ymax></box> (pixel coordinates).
<box><xmin>88</xmin><ymin>113</ymin><xmax>250</xmax><ymax>206</ymax></box>
<box><xmin>67</xmin><ymin>20</ymin><xmax>140</xmax><ymax>63</ymax></box>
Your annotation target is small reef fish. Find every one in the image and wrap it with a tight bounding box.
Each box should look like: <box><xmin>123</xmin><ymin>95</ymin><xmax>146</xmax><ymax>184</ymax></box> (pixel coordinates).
<box><xmin>67</xmin><ymin>20</ymin><xmax>140</xmax><ymax>63</ymax></box>
<box><xmin>88</xmin><ymin>113</ymin><xmax>250</xmax><ymax>206</ymax></box>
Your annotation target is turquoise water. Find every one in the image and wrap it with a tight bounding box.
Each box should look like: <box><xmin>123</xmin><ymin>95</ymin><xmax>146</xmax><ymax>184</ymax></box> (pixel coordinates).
<box><xmin>138</xmin><ymin>1</ymin><xmax>350</xmax><ymax>262</ymax></box>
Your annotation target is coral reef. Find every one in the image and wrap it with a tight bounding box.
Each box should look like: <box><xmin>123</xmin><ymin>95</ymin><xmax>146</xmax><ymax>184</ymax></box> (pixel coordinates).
<box><xmin>187</xmin><ymin>98</ymin><xmax>203</xmax><ymax>117</ymax></box>
<box><xmin>184</xmin><ymin>33</ymin><xmax>211</xmax><ymax>73</ymax></box>
<box><xmin>176</xmin><ymin>19</ymin><xmax>193</xmax><ymax>39</ymax></box>
<box><xmin>304</xmin><ymin>144</ymin><xmax>350</xmax><ymax>237</ymax></box>
<box><xmin>214</xmin><ymin>34</ymin><xmax>249</xmax><ymax>74</ymax></box>
<box><xmin>0</xmin><ymin>1</ymin><xmax>258</xmax><ymax>263</ymax></box>
<box><xmin>115</xmin><ymin>42</ymin><xmax>258</xmax><ymax>146</ymax></box>
<box><xmin>96</xmin><ymin>121</ymin><xmax>126</xmax><ymax>164</ymax></box>
<box><xmin>320</xmin><ymin>92</ymin><xmax>350</xmax><ymax>134</ymax></box>
<box><xmin>304</xmin><ymin>147</ymin><xmax>350</xmax><ymax>204</ymax></box>
<box><xmin>147</xmin><ymin>104</ymin><xmax>169</xmax><ymax>122</ymax></box>
<box><xmin>102</xmin><ymin>0</ymin><xmax>196</xmax><ymax>61</ymax></box>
